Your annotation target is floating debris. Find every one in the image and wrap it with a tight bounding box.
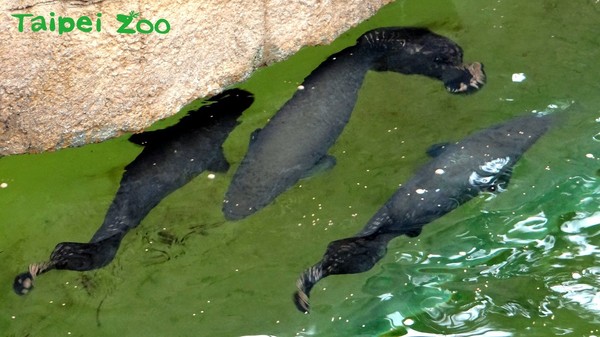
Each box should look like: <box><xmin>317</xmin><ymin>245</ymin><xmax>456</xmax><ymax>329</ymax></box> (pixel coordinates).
<box><xmin>512</xmin><ymin>73</ymin><xmax>526</xmax><ymax>82</ymax></box>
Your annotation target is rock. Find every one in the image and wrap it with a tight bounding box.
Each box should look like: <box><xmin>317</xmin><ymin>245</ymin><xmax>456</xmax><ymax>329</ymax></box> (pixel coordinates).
<box><xmin>0</xmin><ymin>0</ymin><xmax>393</xmax><ymax>155</ymax></box>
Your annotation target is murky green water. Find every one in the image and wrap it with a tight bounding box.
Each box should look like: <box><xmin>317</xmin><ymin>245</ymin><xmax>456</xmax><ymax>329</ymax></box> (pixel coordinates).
<box><xmin>2</xmin><ymin>0</ymin><xmax>600</xmax><ymax>336</ymax></box>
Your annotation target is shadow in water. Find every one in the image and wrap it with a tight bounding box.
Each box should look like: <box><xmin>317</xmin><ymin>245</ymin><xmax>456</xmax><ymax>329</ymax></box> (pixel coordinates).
<box><xmin>13</xmin><ymin>89</ymin><xmax>254</xmax><ymax>295</ymax></box>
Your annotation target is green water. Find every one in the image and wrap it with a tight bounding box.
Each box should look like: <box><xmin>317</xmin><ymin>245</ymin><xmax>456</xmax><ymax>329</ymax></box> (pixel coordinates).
<box><xmin>2</xmin><ymin>0</ymin><xmax>600</xmax><ymax>336</ymax></box>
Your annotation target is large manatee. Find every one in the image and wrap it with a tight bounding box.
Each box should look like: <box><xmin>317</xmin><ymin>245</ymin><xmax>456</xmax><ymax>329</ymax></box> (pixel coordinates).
<box><xmin>13</xmin><ymin>89</ymin><xmax>253</xmax><ymax>295</ymax></box>
<box><xmin>223</xmin><ymin>27</ymin><xmax>486</xmax><ymax>220</ymax></box>
<box><xmin>293</xmin><ymin>113</ymin><xmax>556</xmax><ymax>313</ymax></box>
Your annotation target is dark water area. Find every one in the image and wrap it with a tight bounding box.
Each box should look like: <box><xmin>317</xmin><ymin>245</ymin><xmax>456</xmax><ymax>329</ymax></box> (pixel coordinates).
<box><xmin>1</xmin><ymin>0</ymin><xmax>599</xmax><ymax>336</ymax></box>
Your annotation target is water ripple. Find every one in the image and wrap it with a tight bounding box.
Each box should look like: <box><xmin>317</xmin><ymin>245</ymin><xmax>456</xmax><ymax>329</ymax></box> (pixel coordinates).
<box><xmin>560</xmin><ymin>211</ymin><xmax>600</xmax><ymax>234</ymax></box>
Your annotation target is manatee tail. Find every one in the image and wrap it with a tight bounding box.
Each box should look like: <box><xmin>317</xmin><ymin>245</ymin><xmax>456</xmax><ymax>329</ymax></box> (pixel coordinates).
<box><xmin>13</xmin><ymin>234</ymin><xmax>123</xmax><ymax>295</ymax></box>
<box><xmin>13</xmin><ymin>261</ymin><xmax>56</xmax><ymax>295</ymax></box>
<box><xmin>293</xmin><ymin>233</ymin><xmax>395</xmax><ymax>313</ymax></box>
<box><xmin>443</xmin><ymin>62</ymin><xmax>486</xmax><ymax>94</ymax></box>
<box><xmin>293</xmin><ymin>263</ymin><xmax>324</xmax><ymax>313</ymax></box>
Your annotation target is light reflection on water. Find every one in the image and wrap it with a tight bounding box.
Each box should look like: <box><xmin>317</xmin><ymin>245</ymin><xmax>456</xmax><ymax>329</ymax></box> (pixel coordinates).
<box><xmin>297</xmin><ymin>195</ymin><xmax>600</xmax><ymax>335</ymax></box>
<box><xmin>545</xmin><ymin>211</ymin><xmax>600</xmax><ymax>324</ymax></box>
<box><xmin>328</xmin><ymin>174</ymin><xmax>600</xmax><ymax>336</ymax></box>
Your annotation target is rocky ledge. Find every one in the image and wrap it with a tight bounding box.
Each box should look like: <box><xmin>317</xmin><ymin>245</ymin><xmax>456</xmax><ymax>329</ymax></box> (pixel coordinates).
<box><xmin>0</xmin><ymin>0</ymin><xmax>392</xmax><ymax>155</ymax></box>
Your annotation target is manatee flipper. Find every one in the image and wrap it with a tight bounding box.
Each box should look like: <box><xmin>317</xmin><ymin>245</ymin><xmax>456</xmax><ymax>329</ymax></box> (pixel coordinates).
<box><xmin>249</xmin><ymin>128</ymin><xmax>262</xmax><ymax>144</ymax></box>
<box><xmin>301</xmin><ymin>155</ymin><xmax>337</xmax><ymax>179</ymax></box>
<box><xmin>128</xmin><ymin>132</ymin><xmax>149</xmax><ymax>146</ymax></box>
<box><xmin>293</xmin><ymin>233</ymin><xmax>394</xmax><ymax>313</ymax></box>
<box><xmin>426</xmin><ymin>142</ymin><xmax>451</xmax><ymax>157</ymax></box>
<box><xmin>207</xmin><ymin>149</ymin><xmax>230</xmax><ymax>173</ymax></box>
<box><xmin>129</xmin><ymin>130</ymin><xmax>162</xmax><ymax>146</ymax></box>
<box><xmin>402</xmin><ymin>226</ymin><xmax>423</xmax><ymax>238</ymax></box>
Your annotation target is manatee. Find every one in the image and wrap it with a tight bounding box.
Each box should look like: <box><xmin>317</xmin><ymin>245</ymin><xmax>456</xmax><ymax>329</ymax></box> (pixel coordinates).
<box><xmin>223</xmin><ymin>27</ymin><xmax>486</xmax><ymax>220</ymax></box>
<box><xmin>13</xmin><ymin>89</ymin><xmax>253</xmax><ymax>295</ymax></box>
<box><xmin>293</xmin><ymin>113</ymin><xmax>555</xmax><ymax>313</ymax></box>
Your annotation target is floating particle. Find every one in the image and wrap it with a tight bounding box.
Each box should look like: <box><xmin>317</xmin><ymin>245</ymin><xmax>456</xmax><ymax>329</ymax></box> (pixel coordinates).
<box><xmin>207</xmin><ymin>173</ymin><xmax>216</xmax><ymax>179</ymax></box>
<box><xmin>512</xmin><ymin>73</ymin><xmax>526</xmax><ymax>82</ymax></box>
<box><xmin>0</xmin><ymin>183</ymin><xmax>7</xmax><ymax>188</ymax></box>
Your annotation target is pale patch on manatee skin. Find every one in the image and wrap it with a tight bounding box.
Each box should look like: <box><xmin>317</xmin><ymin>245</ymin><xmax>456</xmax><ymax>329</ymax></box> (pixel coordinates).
<box><xmin>469</xmin><ymin>157</ymin><xmax>511</xmax><ymax>188</ymax></box>
<box><xmin>481</xmin><ymin>156</ymin><xmax>510</xmax><ymax>174</ymax></box>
